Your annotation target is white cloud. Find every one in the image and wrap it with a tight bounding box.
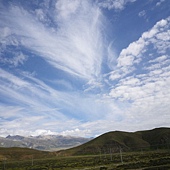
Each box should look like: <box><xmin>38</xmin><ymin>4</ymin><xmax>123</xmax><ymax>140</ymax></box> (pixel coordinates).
<box><xmin>0</xmin><ymin>27</ymin><xmax>11</xmax><ymax>39</ymax></box>
<box><xmin>107</xmin><ymin>42</ymin><xmax>117</xmax><ymax>70</ymax></box>
<box><xmin>149</xmin><ymin>55</ymin><xmax>168</xmax><ymax>63</ymax></box>
<box><xmin>156</xmin><ymin>0</ymin><xmax>165</xmax><ymax>6</ymax></box>
<box><xmin>31</xmin><ymin>129</ymin><xmax>57</xmax><ymax>136</ymax></box>
<box><xmin>0</xmin><ymin>128</ymin><xmax>57</xmax><ymax>137</ymax></box>
<box><xmin>119</xmin><ymin>77</ymin><xmax>140</xmax><ymax>86</ymax></box>
<box><xmin>60</xmin><ymin>128</ymin><xmax>91</xmax><ymax>137</ymax></box>
<box><xmin>118</xmin><ymin>55</ymin><xmax>134</xmax><ymax>67</ymax></box>
<box><xmin>0</xmin><ymin>52</ymin><xmax>27</xmax><ymax>67</ymax></box>
<box><xmin>97</xmin><ymin>0</ymin><xmax>136</xmax><ymax>10</ymax></box>
<box><xmin>55</xmin><ymin>0</ymin><xmax>80</xmax><ymax>20</ymax></box>
<box><xmin>109</xmin><ymin>60</ymin><xmax>170</xmax><ymax>101</ymax></box>
<box><xmin>138</xmin><ymin>10</ymin><xmax>146</xmax><ymax>17</ymax></box>
<box><xmin>106</xmin><ymin>16</ymin><xmax>170</xmax><ymax>133</ymax></box>
<box><xmin>109</xmin><ymin>70</ymin><xmax>121</xmax><ymax>81</ymax></box>
<box><xmin>0</xmin><ymin>68</ymin><xmax>28</xmax><ymax>87</ymax></box>
<box><xmin>109</xmin><ymin>17</ymin><xmax>170</xmax><ymax>80</ymax></box>
<box><xmin>109</xmin><ymin>71</ymin><xmax>170</xmax><ymax>122</ymax></box>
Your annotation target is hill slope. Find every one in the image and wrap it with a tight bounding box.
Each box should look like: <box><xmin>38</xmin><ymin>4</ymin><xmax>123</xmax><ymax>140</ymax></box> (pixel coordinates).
<box><xmin>58</xmin><ymin>127</ymin><xmax>170</xmax><ymax>155</ymax></box>
<box><xmin>0</xmin><ymin>147</ymin><xmax>55</xmax><ymax>161</ymax></box>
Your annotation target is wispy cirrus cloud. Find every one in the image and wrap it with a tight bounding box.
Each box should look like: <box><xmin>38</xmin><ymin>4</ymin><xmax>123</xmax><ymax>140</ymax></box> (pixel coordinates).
<box><xmin>0</xmin><ymin>0</ymin><xmax>105</xmax><ymax>80</ymax></box>
<box><xmin>0</xmin><ymin>67</ymin><xmax>117</xmax><ymax>137</ymax></box>
<box><xmin>0</xmin><ymin>69</ymin><xmax>74</xmax><ymax>136</ymax></box>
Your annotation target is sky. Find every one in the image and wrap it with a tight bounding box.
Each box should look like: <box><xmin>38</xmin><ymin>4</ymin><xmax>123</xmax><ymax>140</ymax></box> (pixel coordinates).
<box><xmin>0</xmin><ymin>0</ymin><xmax>170</xmax><ymax>137</ymax></box>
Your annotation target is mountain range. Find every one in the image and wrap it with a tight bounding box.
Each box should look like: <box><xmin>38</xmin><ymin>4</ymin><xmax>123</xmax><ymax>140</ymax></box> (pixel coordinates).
<box><xmin>1</xmin><ymin>127</ymin><xmax>170</xmax><ymax>155</ymax></box>
<box><xmin>0</xmin><ymin>134</ymin><xmax>91</xmax><ymax>151</ymax></box>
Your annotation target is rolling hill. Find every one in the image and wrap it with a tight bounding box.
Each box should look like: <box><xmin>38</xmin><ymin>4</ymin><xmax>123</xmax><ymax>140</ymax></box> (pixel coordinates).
<box><xmin>58</xmin><ymin>127</ymin><xmax>170</xmax><ymax>155</ymax></box>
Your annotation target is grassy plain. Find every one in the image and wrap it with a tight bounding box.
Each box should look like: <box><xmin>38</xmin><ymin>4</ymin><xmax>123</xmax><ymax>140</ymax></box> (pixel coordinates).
<box><xmin>0</xmin><ymin>149</ymin><xmax>170</xmax><ymax>170</ymax></box>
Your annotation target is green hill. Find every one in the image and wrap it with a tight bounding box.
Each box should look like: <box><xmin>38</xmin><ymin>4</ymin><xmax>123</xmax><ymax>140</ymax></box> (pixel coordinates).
<box><xmin>0</xmin><ymin>147</ymin><xmax>55</xmax><ymax>161</ymax></box>
<box><xmin>138</xmin><ymin>127</ymin><xmax>170</xmax><ymax>149</ymax></box>
<box><xmin>58</xmin><ymin>127</ymin><xmax>170</xmax><ymax>156</ymax></box>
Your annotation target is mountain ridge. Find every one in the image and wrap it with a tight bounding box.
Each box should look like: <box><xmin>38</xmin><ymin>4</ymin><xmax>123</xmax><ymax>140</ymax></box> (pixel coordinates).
<box><xmin>58</xmin><ymin>127</ymin><xmax>170</xmax><ymax>155</ymax></box>
<box><xmin>1</xmin><ymin>127</ymin><xmax>170</xmax><ymax>154</ymax></box>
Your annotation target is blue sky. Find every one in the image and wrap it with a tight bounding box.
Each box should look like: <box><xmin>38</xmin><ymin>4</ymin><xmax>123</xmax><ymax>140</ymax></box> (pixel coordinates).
<box><xmin>0</xmin><ymin>0</ymin><xmax>170</xmax><ymax>137</ymax></box>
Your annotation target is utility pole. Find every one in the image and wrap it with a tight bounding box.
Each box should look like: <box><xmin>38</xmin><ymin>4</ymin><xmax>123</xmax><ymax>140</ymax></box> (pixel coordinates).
<box><xmin>31</xmin><ymin>156</ymin><xmax>34</xmax><ymax>166</ymax></box>
<box><xmin>119</xmin><ymin>147</ymin><xmax>123</xmax><ymax>164</ymax></box>
<box><xmin>110</xmin><ymin>148</ymin><xmax>113</xmax><ymax>161</ymax></box>
<box><xmin>3</xmin><ymin>158</ymin><xmax>6</xmax><ymax>170</ymax></box>
<box><xmin>100</xmin><ymin>149</ymin><xmax>102</xmax><ymax>160</ymax></box>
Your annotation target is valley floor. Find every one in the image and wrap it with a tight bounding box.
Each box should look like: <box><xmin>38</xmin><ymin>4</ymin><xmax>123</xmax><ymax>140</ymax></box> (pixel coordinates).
<box><xmin>0</xmin><ymin>149</ymin><xmax>170</xmax><ymax>170</ymax></box>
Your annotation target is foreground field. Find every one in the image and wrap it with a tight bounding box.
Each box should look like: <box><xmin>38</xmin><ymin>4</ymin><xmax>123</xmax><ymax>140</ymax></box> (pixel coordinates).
<box><xmin>0</xmin><ymin>149</ymin><xmax>170</xmax><ymax>170</ymax></box>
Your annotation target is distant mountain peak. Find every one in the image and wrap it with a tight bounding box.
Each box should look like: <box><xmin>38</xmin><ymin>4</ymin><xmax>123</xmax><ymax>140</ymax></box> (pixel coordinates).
<box><xmin>6</xmin><ymin>135</ymin><xmax>25</xmax><ymax>141</ymax></box>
